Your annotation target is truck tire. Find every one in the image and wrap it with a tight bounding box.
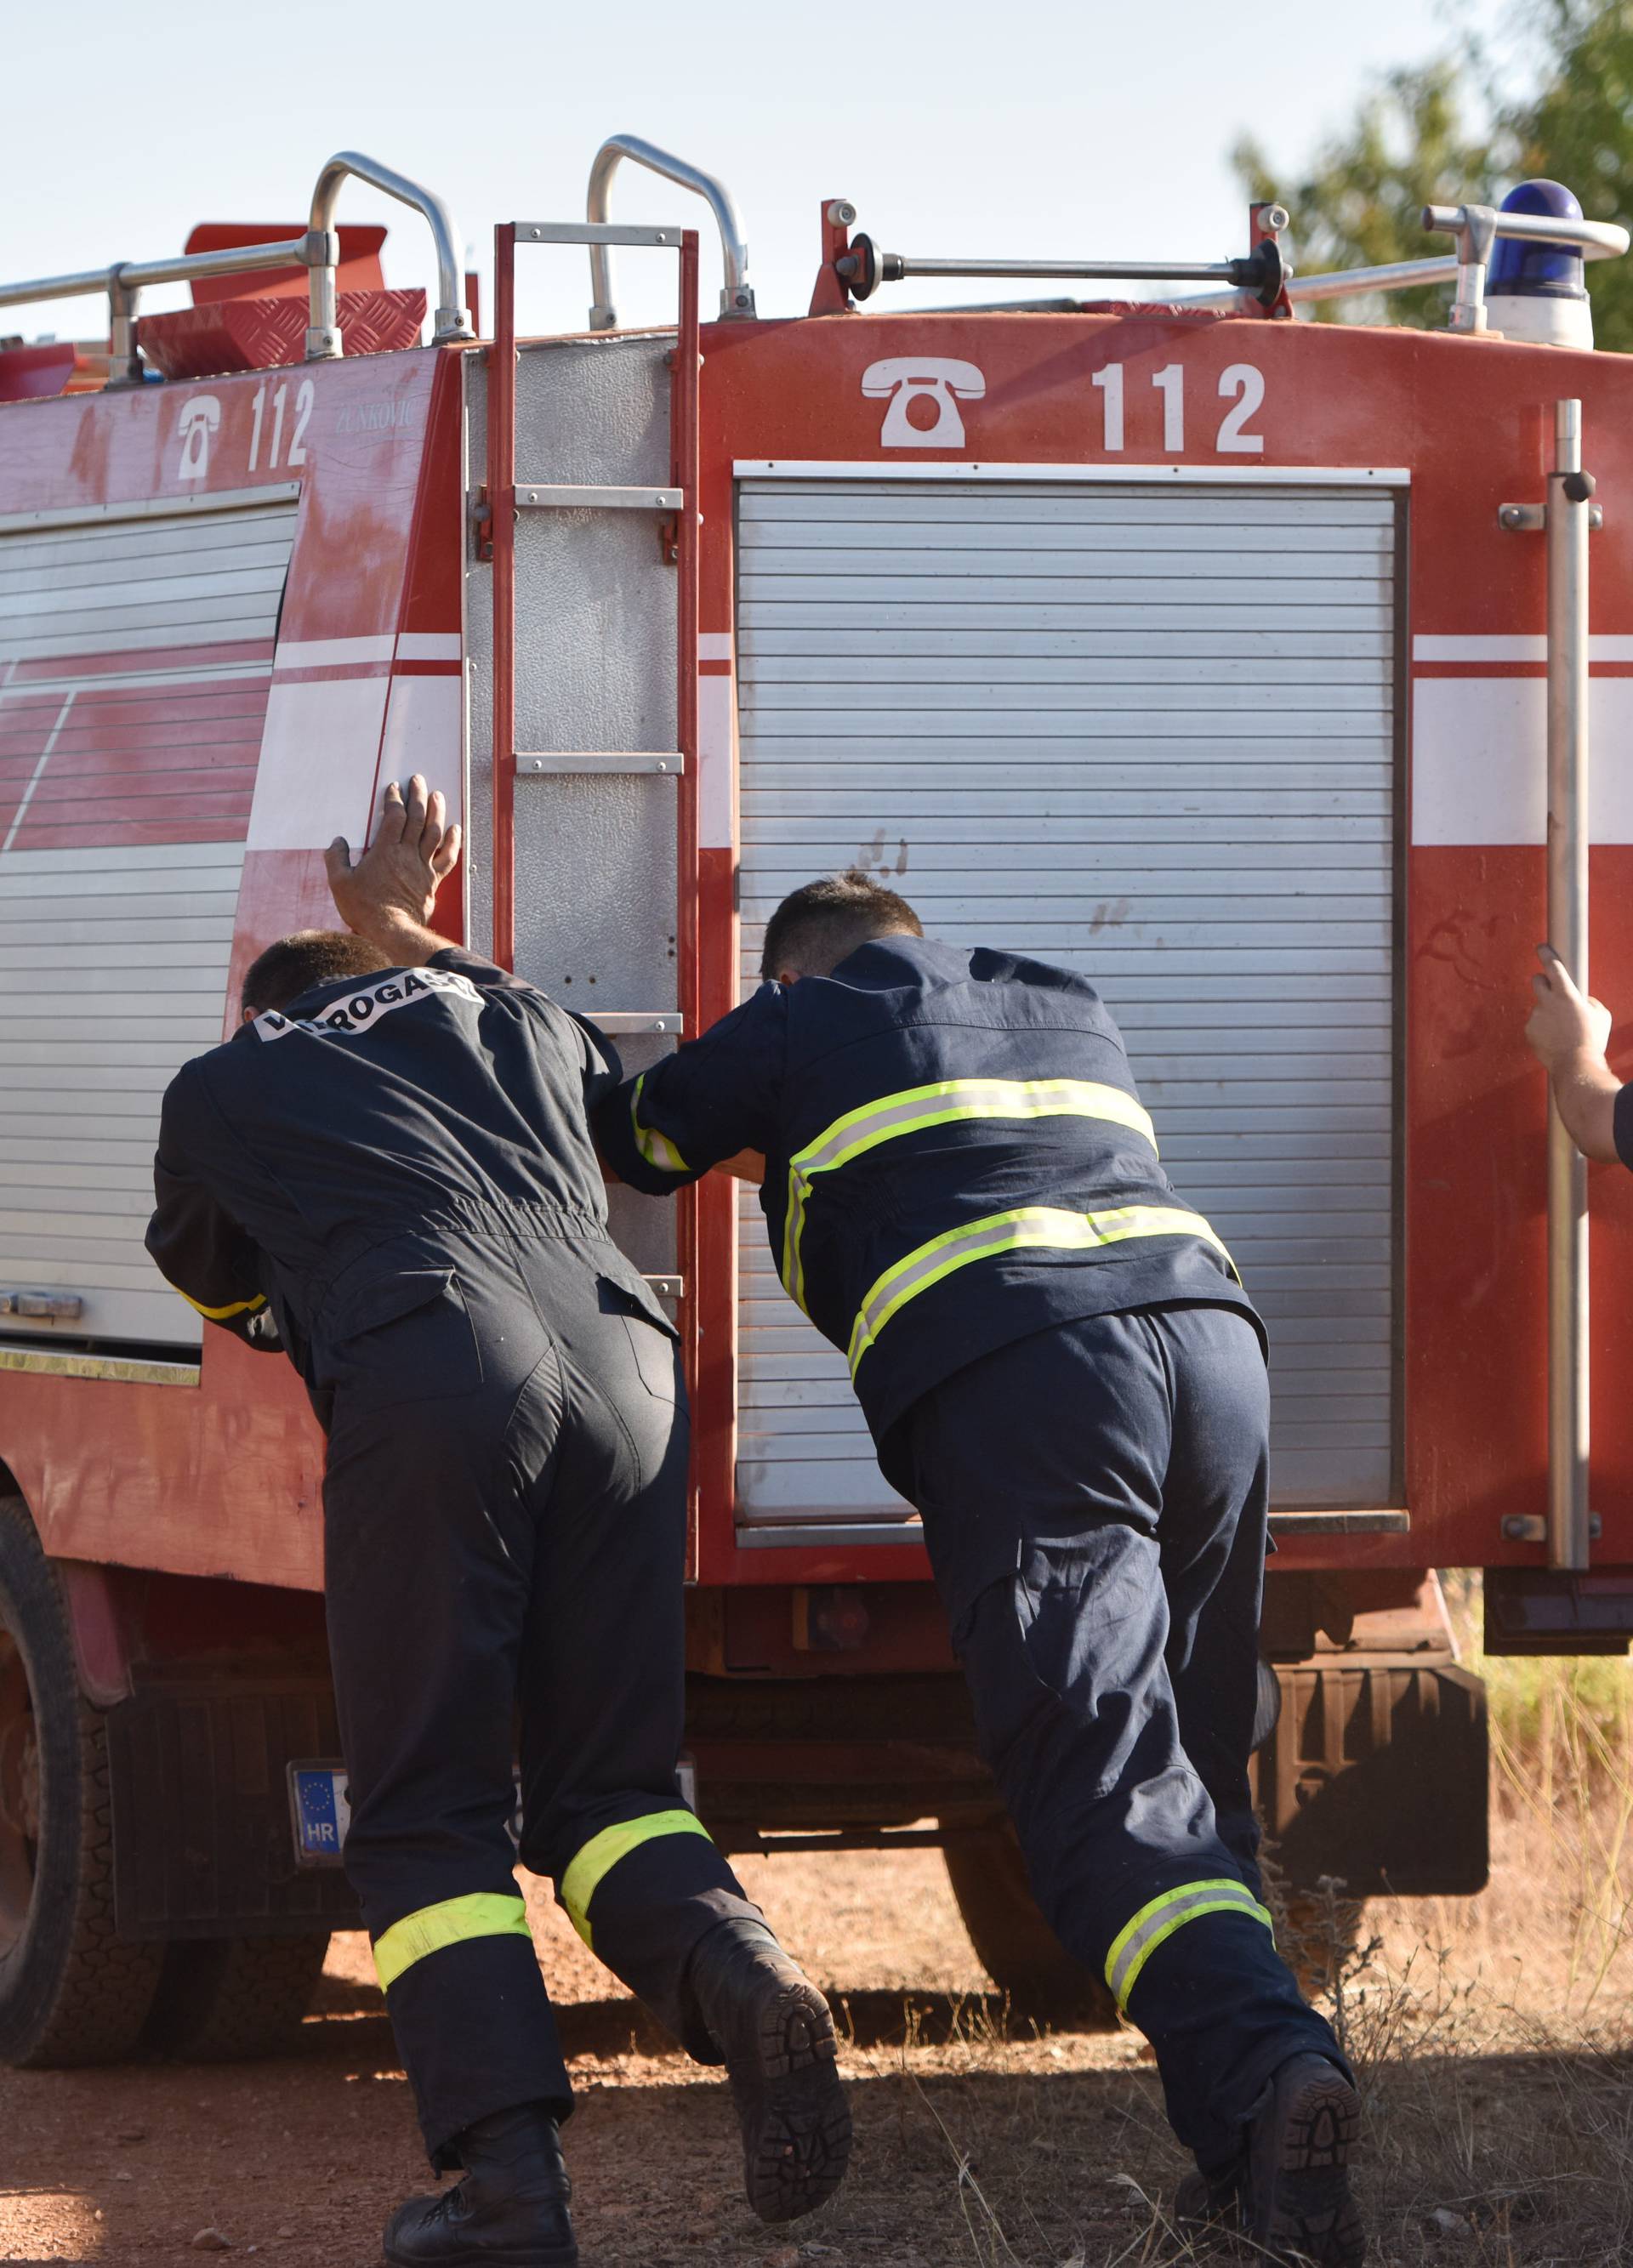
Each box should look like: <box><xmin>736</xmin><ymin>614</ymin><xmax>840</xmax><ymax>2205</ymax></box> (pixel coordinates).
<box><xmin>0</xmin><ymin>1493</ymin><xmax>164</xmax><ymax>2065</ymax></box>
<box><xmin>941</xmin><ymin>1822</ymin><xmax>1118</xmax><ymax>2029</ymax></box>
<box><xmin>143</xmin><ymin>1931</ymin><xmax>331</xmax><ymax>2062</ymax></box>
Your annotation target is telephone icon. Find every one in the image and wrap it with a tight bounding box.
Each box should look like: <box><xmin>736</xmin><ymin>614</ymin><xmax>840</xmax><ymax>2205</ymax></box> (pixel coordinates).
<box><xmin>178</xmin><ymin>395</ymin><xmax>222</xmax><ymax>482</ymax></box>
<box><xmin>861</xmin><ymin>357</ymin><xmax>986</xmax><ymax>450</ymax></box>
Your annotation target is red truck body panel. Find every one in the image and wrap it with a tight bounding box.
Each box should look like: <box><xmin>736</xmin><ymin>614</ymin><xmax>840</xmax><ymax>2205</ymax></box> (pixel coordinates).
<box><xmin>1</xmin><ymin>304</ymin><xmax>1628</xmax><ymax>1598</ymax></box>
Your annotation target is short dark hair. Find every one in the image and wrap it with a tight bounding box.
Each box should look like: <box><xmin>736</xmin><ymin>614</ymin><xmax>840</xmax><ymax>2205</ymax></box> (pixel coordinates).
<box><xmin>760</xmin><ymin>870</ymin><xmax>923</xmax><ymax>981</ymax></box>
<box><xmin>242</xmin><ymin>930</ymin><xmax>393</xmax><ymax>1016</ymax></box>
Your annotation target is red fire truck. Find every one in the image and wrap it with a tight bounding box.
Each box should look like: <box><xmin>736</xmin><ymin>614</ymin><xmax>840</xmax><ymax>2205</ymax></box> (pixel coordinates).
<box><xmin>0</xmin><ymin>142</ymin><xmax>1623</xmax><ymax>2064</ymax></box>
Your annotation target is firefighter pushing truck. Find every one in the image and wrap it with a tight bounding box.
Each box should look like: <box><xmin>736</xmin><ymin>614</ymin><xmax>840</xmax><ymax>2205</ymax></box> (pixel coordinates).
<box><xmin>145</xmin><ymin>787</ymin><xmax>855</xmax><ymax>2260</ymax></box>
<box><xmin>0</xmin><ymin>128</ymin><xmax>1626</xmax><ymax>2169</ymax></box>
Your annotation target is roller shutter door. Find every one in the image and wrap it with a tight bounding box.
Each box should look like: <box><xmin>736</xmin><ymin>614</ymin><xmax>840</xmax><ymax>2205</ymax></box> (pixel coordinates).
<box><xmin>0</xmin><ymin>495</ymin><xmax>298</xmax><ymax>1349</ymax></box>
<box><xmin>734</xmin><ymin>475</ymin><xmax>1397</xmax><ymax>1532</ymax></box>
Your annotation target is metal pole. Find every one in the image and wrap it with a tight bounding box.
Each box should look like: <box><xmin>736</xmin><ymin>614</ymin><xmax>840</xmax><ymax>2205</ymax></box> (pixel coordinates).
<box><xmin>1548</xmin><ymin>398</ymin><xmax>1592</xmax><ymax>1572</ymax></box>
<box><xmin>490</xmin><ymin>226</ymin><xmax>518</xmax><ymax>973</ymax></box>
<box><xmin>105</xmin><ymin>269</ymin><xmax>141</xmax><ymax>389</ymax></box>
<box><xmin>1175</xmin><ymin>213</ymin><xmax>1628</xmax><ymax>314</ymax></box>
<box><xmin>0</xmin><ymin>231</ymin><xmax>333</xmax><ymax>384</ymax></box>
<box><xmin>0</xmin><ymin>234</ymin><xmax>320</xmax><ymax>313</ymax></box>
<box><xmin>119</xmin><ymin>236</ymin><xmax>329</xmax><ymax>292</ymax></box>
<box><xmin>674</xmin><ymin>232</ymin><xmax>701</xmax><ymax>1055</ymax></box>
<box><xmin>873</xmin><ymin>253</ymin><xmax>1259</xmax><ymax>282</ymax></box>
<box><xmin>306</xmin><ymin>246</ymin><xmax>342</xmax><ymax>363</ymax></box>
<box><xmin>673</xmin><ymin>230</ymin><xmax>703</xmax><ymax>1511</ymax></box>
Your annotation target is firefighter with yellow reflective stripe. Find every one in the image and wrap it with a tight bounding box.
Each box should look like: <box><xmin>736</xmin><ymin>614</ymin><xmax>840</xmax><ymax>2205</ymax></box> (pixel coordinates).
<box><xmin>145</xmin><ymin>782</ymin><xmax>851</xmax><ymax>2268</ymax></box>
<box><xmin>595</xmin><ymin>870</ymin><xmax>1363</xmax><ymax>2266</ymax></box>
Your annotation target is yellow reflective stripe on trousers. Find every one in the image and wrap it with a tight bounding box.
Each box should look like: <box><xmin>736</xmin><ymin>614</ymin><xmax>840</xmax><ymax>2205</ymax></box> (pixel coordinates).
<box><xmin>845</xmin><ymin>1203</ymin><xmax>1237</xmax><ymax>1376</ymax></box>
<box><xmin>559</xmin><ymin>1810</ymin><xmax>714</xmax><ymax>1950</ymax></box>
<box><xmin>1103</xmin><ymin>1879</ymin><xmax>1275</xmax><ymax>2011</ymax></box>
<box><xmin>631</xmin><ymin>1071</ymin><xmax>689</xmax><ymax>1175</ymax></box>
<box><xmin>781</xmin><ymin>1079</ymin><xmax>1158</xmax><ymax>1311</ymax></box>
<box><xmin>373</xmin><ymin>1891</ymin><xmax>534</xmax><ymax>1992</ymax></box>
<box><xmin>178</xmin><ymin>1288</ymin><xmax>267</xmax><ymax>1322</ymax></box>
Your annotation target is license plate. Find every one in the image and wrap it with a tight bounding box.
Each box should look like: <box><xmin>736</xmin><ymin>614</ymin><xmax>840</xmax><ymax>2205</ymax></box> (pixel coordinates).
<box><xmin>284</xmin><ymin>1761</ymin><xmax>697</xmax><ymax>1867</ymax></box>
<box><xmin>287</xmin><ymin>1762</ymin><xmax>351</xmax><ymax>1867</ymax></box>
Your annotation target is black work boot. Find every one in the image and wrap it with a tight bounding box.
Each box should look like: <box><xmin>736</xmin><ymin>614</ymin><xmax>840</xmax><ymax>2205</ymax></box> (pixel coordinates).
<box><xmin>1238</xmin><ymin>2052</ymin><xmax>1363</xmax><ymax>2266</ymax></box>
<box><xmin>1171</xmin><ymin>2163</ymin><xmax>1240</xmax><ymax>2241</ymax></box>
<box><xmin>686</xmin><ymin>1917</ymin><xmax>851</xmax><ymax>2224</ymax></box>
<box><xmin>384</xmin><ymin>2102</ymin><xmax>577</xmax><ymax>2268</ymax></box>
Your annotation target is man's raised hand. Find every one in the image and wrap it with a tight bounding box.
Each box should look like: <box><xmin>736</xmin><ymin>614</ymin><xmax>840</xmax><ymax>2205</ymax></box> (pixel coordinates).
<box><xmin>325</xmin><ymin>777</ymin><xmax>463</xmax><ymax>956</ymax></box>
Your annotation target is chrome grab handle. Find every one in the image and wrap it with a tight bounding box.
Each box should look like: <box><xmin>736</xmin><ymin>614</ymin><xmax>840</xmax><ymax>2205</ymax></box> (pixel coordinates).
<box><xmin>307</xmin><ymin>151</ymin><xmax>475</xmax><ymax>358</ymax></box>
<box><xmin>585</xmin><ymin>133</ymin><xmax>754</xmax><ymax>330</ymax></box>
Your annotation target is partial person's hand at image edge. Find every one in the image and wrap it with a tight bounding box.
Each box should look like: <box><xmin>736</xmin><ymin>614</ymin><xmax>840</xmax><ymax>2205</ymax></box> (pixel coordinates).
<box><xmin>1526</xmin><ymin>943</ymin><xmax>1621</xmax><ymax>1163</ymax></box>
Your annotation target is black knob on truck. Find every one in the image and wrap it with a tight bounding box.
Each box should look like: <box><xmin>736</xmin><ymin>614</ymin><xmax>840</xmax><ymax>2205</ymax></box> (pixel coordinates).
<box><xmin>835</xmin><ymin>234</ymin><xmax>881</xmax><ymax>301</ymax></box>
<box><xmin>1229</xmin><ymin>237</ymin><xmax>1289</xmax><ymax>310</ymax></box>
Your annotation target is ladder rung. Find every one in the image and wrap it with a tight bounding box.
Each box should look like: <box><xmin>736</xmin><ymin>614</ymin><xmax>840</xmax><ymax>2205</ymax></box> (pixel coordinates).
<box><xmin>517</xmin><ymin>753</ymin><xmax>684</xmax><ymax>776</ymax></box>
<box><xmin>515</xmin><ymin>483</ymin><xmax>681</xmax><ymax>510</ymax></box>
<box><xmin>515</xmin><ymin>223</ymin><xmax>685</xmax><ymax>249</ymax></box>
<box><xmin>589</xmin><ymin>1011</ymin><xmax>684</xmax><ymax>1035</ymax></box>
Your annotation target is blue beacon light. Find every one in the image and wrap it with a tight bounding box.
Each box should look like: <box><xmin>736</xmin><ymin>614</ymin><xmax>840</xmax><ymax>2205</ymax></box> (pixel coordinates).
<box><xmin>1487</xmin><ymin>179</ymin><xmax>1593</xmax><ymax>348</ymax></box>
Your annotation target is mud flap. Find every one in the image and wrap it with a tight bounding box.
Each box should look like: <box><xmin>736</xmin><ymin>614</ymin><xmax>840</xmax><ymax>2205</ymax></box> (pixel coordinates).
<box><xmin>1252</xmin><ymin>1658</ymin><xmax>1488</xmax><ymax>1897</ymax></box>
<box><xmin>107</xmin><ymin>1683</ymin><xmax>362</xmax><ymax>1939</ymax></box>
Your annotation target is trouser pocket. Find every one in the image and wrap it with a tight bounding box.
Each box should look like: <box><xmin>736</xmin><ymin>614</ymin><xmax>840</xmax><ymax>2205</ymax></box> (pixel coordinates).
<box><xmin>322</xmin><ymin>1269</ymin><xmax>485</xmax><ymax>1407</ymax></box>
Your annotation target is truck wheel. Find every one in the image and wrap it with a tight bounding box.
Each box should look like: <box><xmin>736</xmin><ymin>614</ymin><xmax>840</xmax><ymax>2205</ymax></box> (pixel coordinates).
<box><xmin>942</xmin><ymin>1822</ymin><xmax>1119</xmax><ymax>2029</ymax></box>
<box><xmin>143</xmin><ymin>1931</ymin><xmax>331</xmax><ymax>2062</ymax></box>
<box><xmin>0</xmin><ymin>1494</ymin><xmax>164</xmax><ymax>2065</ymax></box>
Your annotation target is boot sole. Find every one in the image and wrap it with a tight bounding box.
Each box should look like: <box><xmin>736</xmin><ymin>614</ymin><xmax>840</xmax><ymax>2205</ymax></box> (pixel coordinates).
<box><xmin>1249</xmin><ymin>2059</ymin><xmax>1363</xmax><ymax>2267</ymax></box>
<box><xmin>729</xmin><ymin>1975</ymin><xmax>852</xmax><ymax>2225</ymax></box>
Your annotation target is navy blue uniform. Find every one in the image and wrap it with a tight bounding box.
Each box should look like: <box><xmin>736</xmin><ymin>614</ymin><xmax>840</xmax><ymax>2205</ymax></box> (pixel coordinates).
<box><xmin>598</xmin><ymin>937</ymin><xmax>1257</xmax><ymax>1442</ymax></box>
<box><xmin>595</xmin><ymin>936</ymin><xmax>1343</xmax><ymax>2171</ymax></box>
<box><xmin>147</xmin><ymin>947</ymin><xmax>761</xmax><ymax>2163</ymax></box>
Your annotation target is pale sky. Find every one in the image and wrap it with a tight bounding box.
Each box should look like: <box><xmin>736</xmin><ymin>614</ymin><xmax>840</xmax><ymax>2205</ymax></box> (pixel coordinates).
<box><xmin>4</xmin><ymin>0</ymin><xmax>1503</xmax><ymax>344</ymax></box>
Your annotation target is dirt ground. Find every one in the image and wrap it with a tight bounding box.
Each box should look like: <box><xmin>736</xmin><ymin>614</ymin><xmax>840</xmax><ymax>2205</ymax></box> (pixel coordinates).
<box><xmin>4</xmin><ymin>1808</ymin><xmax>1633</xmax><ymax>2268</ymax></box>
